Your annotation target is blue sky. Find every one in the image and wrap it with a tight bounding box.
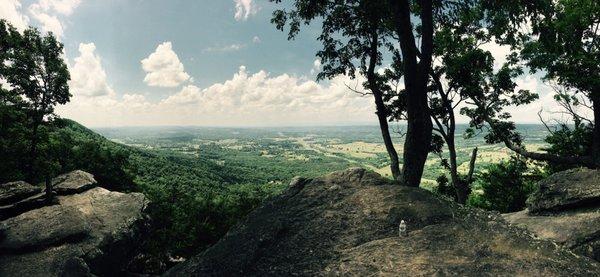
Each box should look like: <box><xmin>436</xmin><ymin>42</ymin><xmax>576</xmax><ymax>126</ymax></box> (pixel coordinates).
<box><xmin>1</xmin><ymin>0</ymin><xmax>571</xmax><ymax>127</ymax></box>
<box><xmin>62</xmin><ymin>0</ymin><xmax>323</xmax><ymax>100</ymax></box>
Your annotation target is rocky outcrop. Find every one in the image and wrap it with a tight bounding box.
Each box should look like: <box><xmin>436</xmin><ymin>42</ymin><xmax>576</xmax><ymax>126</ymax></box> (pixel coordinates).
<box><xmin>527</xmin><ymin>168</ymin><xmax>600</xmax><ymax>213</ymax></box>
<box><xmin>0</xmin><ymin>181</ymin><xmax>42</xmax><ymax>205</ymax></box>
<box><xmin>52</xmin><ymin>170</ymin><xmax>97</xmax><ymax>195</ymax></box>
<box><xmin>504</xmin><ymin>168</ymin><xmax>600</xmax><ymax>262</ymax></box>
<box><xmin>0</xmin><ymin>170</ymin><xmax>149</xmax><ymax>277</ymax></box>
<box><xmin>166</xmin><ymin>168</ymin><xmax>599</xmax><ymax>276</ymax></box>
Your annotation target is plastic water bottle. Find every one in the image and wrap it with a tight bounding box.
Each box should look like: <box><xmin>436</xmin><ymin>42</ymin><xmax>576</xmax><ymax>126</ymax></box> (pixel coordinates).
<box><xmin>399</xmin><ymin>220</ymin><xmax>407</xmax><ymax>237</ymax></box>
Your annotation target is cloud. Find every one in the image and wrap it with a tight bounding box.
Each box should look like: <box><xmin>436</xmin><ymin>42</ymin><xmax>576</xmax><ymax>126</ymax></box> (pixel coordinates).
<box><xmin>234</xmin><ymin>0</ymin><xmax>257</xmax><ymax>21</ymax></box>
<box><xmin>310</xmin><ymin>59</ymin><xmax>322</xmax><ymax>75</ymax></box>
<box><xmin>33</xmin><ymin>0</ymin><xmax>81</xmax><ymax>16</ymax></box>
<box><xmin>27</xmin><ymin>0</ymin><xmax>82</xmax><ymax>37</ymax></box>
<box><xmin>203</xmin><ymin>43</ymin><xmax>246</xmax><ymax>53</ymax></box>
<box><xmin>57</xmin><ymin>66</ymin><xmax>376</xmax><ymax>126</ymax></box>
<box><xmin>481</xmin><ymin>41</ymin><xmax>512</xmax><ymax>70</ymax></box>
<box><xmin>28</xmin><ymin>5</ymin><xmax>63</xmax><ymax>36</ymax></box>
<box><xmin>161</xmin><ymin>85</ymin><xmax>202</xmax><ymax>105</ymax></box>
<box><xmin>0</xmin><ymin>0</ymin><xmax>29</xmax><ymax>31</ymax></box>
<box><xmin>68</xmin><ymin>43</ymin><xmax>114</xmax><ymax>97</ymax></box>
<box><xmin>141</xmin><ymin>42</ymin><xmax>190</xmax><ymax>87</ymax></box>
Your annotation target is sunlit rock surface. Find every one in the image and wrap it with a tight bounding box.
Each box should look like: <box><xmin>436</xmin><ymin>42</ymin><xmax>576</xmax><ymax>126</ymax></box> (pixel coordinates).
<box><xmin>0</xmin><ymin>171</ymin><xmax>149</xmax><ymax>277</ymax></box>
<box><xmin>505</xmin><ymin>168</ymin><xmax>600</xmax><ymax>262</ymax></box>
<box><xmin>166</xmin><ymin>168</ymin><xmax>599</xmax><ymax>276</ymax></box>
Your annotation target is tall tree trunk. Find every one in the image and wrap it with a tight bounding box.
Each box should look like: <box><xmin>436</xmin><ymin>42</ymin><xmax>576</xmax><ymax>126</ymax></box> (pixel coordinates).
<box><xmin>374</xmin><ymin>94</ymin><xmax>401</xmax><ymax>180</ymax></box>
<box><xmin>391</xmin><ymin>0</ymin><xmax>434</xmax><ymax>187</ymax></box>
<box><xmin>467</xmin><ymin>147</ymin><xmax>478</xmax><ymax>183</ymax></box>
<box><xmin>402</xmin><ymin>78</ymin><xmax>433</xmax><ymax>187</ymax></box>
<box><xmin>366</xmin><ymin>27</ymin><xmax>401</xmax><ymax>180</ymax></box>
<box><xmin>447</xmin><ymin>136</ymin><xmax>468</xmax><ymax>204</ymax></box>
<box><xmin>28</xmin><ymin>119</ymin><xmax>39</xmax><ymax>182</ymax></box>
<box><xmin>44</xmin><ymin>175</ymin><xmax>53</xmax><ymax>204</ymax></box>
<box><xmin>592</xmin><ymin>88</ymin><xmax>600</xmax><ymax>167</ymax></box>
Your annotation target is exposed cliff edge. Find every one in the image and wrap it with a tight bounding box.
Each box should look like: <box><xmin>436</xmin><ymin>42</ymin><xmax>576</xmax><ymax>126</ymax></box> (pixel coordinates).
<box><xmin>0</xmin><ymin>170</ymin><xmax>149</xmax><ymax>276</ymax></box>
<box><xmin>166</xmin><ymin>168</ymin><xmax>599</xmax><ymax>276</ymax></box>
<box><xmin>504</xmin><ymin>168</ymin><xmax>600</xmax><ymax>262</ymax></box>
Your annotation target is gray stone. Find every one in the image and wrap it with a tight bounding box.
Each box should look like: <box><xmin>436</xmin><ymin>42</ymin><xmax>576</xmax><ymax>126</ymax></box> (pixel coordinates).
<box><xmin>0</xmin><ymin>186</ymin><xmax>149</xmax><ymax>277</ymax></box>
<box><xmin>527</xmin><ymin>168</ymin><xmax>600</xmax><ymax>213</ymax></box>
<box><xmin>0</xmin><ymin>205</ymin><xmax>89</xmax><ymax>252</ymax></box>
<box><xmin>0</xmin><ymin>192</ymin><xmax>56</xmax><ymax>220</ymax></box>
<box><xmin>52</xmin><ymin>170</ymin><xmax>97</xmax><ymax>195</ymax></box>
<box><xmin>0</xmin><ymin>181</ymin><xmax>41</xmax><ymax>205</ymax></box>
<box><xmin>166</xmin><ymin>168</ymin><xmax>599</xmax><ymax>276</ymax></box>
<box><xmin>505</xmin><ymin>168</ymin><xmax>600</xmax><ymax>262</ymax></box>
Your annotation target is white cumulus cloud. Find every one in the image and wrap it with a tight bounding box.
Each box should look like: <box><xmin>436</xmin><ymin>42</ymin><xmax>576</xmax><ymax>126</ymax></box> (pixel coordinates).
<box><xmin>68</xmin><ymin>43</ymin><xmax>114</xmax><ymax>97</ymax></box>
<box><xmin>0</xmin><ymin>0</ymin><xmax>29</xmax><ymax>31</ymax></box>
<box><xmin>234</xmin><ymin>0</ymin><xmax>257</xmax><ymax>21</ymax></box>
<box><xmin>33</xmin><ymin>0</ymin><xmax>81</xmax><ymax>16</ymax></box>
<box><xmin>141</xmin><ymin>42</ymin><xmax>191</xmax><ymax>88</ymax></box>
<box><xmin>311</xmin><ymin>59</ymin><xmax>322</xmax><ymax>75</ymax></box>
<box><xmin>27</xmin><ymin>0</ymin><xmax>82</xmax><ymax>37</ymax></box>
<box><xmin>57</xmin><ymin>66</ymin><xmax>376</xmax><ymax>127</ymax></box>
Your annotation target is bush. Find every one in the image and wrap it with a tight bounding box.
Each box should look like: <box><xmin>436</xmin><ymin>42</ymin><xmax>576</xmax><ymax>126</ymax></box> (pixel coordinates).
<box><xmin>435</xmin><ymin>174</ymin><xmax>455</xmax><ymax>198</ymax></box>
<box><xmin>468</xmin><ymin>156</ymin><xmax>541</xmax><ymax>213</ymax></box>
<box><xmin>542</xmin><ymin>120</ymin><xmax>593</xmax><ymax>173</ymax></box>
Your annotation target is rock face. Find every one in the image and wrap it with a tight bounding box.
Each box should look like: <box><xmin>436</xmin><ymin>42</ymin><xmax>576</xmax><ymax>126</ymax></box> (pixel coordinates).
<box><xmin>52</xmin><ymin>170</ymin><xmax>97</xmax><ymax>195</ymax></box>
<box><xmin>0</xmin><ymin>181</ymin><xmax>42</xmax><ymax>205</ymax></box>
<box><xmin>527</xmin><ymin>168</ymin><xmax>600</xmax><ymax>213</ymax></box>
<box><xmin>0</xmin><ymin>170</ymin><xmax>149</xmax><ymax>277</ymax></box>
<box><xmin>504</xmin><ymin>168</ymin><xmax>600</xmax><ymax>262</ymax></box>
<box><xmin>166</xmin><ymin>168</ymin><xmax>599</xmax><ymax>276</ymax></box>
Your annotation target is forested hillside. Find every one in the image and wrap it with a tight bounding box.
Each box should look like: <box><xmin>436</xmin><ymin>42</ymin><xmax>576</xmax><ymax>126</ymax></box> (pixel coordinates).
<box><xmin>15</xmin><ymin>119</ymin><xmax>353</xmax><ymax>258</ymax></box>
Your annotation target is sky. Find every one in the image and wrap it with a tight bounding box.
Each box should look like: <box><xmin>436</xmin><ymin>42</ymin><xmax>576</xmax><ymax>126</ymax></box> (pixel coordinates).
<box><xmin>0</xmin><ymin>0</ymin><xmax>575</xmax><ymax>127</ymax></box>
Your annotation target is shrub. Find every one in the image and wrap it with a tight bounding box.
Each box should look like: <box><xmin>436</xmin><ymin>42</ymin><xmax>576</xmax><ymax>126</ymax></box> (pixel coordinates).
<box><xmin>468</xmin><ymin>156</ymin><xmax>541</xmax><ymax>213</ymax></box>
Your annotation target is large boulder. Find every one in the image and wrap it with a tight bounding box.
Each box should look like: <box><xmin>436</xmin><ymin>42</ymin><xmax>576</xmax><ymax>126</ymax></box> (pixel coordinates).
<box><xmin>166</xmin><ymin>168</ymin><xmax>599</xmax><ymax>276</ymax></box>
<box><xmin>504</xmin><ymin>208</ymin><xmax>600</xmax><ymax>261</ymax></box>
<box><xmin>527</xmin><ymin>168</ymin><xmax>600</xmax><ymax>213</ymax></box>
<box><xmin>0</xmin><ymin>170</ymin><xmax>99</xmax><ymax>220</ymax></box>
<box><xmin>52</xmin><ymin>170</ymin><xmax>97</xmax><ymax>195</ymax></box>
<box><xmin>0</xmin><ymin>181</ymin><xmax>41</xmax><ymax>206</ymax></box>
<box><xmin>504</xmin><ymin>168</ymin><xmax>600</xmax><ymax>262</ymax></box>
<box><xmin>0</xmin><ymin>172</ymin><xmax>149</xmax><ymax>277</ymax></box>
<box><xmin>0</xmin><ymin>206</ymin><xmax>89</xmax><ymax>252</ymax></box>
<box><xmin>0</xmin><ymin>191</ymin><xmax>55</xmax><ymax>221</ymax></box>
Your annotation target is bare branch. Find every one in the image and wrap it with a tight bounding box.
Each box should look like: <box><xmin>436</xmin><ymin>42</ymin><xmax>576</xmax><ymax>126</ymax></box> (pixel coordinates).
<box><xmin>344</xmin><ymin>82</ymin><xmax>372</xmax><ymax>96</ymax></box>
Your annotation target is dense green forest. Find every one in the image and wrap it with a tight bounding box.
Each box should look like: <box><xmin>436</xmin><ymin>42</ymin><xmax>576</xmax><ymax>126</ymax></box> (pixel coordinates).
<box><xmin>9</xmin><ymin>119</ymin><xmax>356</xmax><ymax>256</ymax></box>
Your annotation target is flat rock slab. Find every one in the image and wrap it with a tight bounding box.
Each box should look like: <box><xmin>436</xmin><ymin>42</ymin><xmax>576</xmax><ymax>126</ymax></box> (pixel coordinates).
<box><xmin>0</xmin><ymin>181</ymin><xmax>41</xmax><ymax>206</ymax></box>
<box><xmin>528</xmin><ymin>168</ymin><xmax>600</xmax><ymax>213</ymax></box>
<box><xmin>0</xmin><ymin>192</ymin><xmax>55</xmax><ymax>221</ymax></box>
<box><xmin>52</xmin><ymin>170</ymin><xmax>97</xmax><ymax>195</ymax></box>
<box><xmin>504</xmin><ymin>208</ymin><xmax>600</xmax><ymax>261</ymax></box>
<box><xmin>0</xmin><ymin>205</ymin><xmax>89</xmax><ymax>252</ymax></box>
<box><xmin>0</xmin><ymin>187</ymin><xmax>149</xmax><ymax>277</ymax></box>
<box><xmin>166</xmin><ymin>168</ymin><xmax>600</xmax><ymax>276</ymax></box>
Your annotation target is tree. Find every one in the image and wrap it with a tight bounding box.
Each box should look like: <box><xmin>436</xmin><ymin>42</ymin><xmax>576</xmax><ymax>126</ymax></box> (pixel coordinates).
<box><xmin>0</xmin><ymin>19</ymin><xmax>29</xmax><ymax>183</ymax></box>
<box><xmin>482</xmin><ymin>0</ymin><xmax>599</xmax><ymax>167</ymax></box>
<box><xmin>271</xmin><ymin>0</ymin><xmax>479</xmax><ymax>187</ymax></box>
<box><xmin>2</xmin><ymin>25</ymin><xmax>71</xmax><ymax>182</ymax></box>
<box><xmin>272</xmin><ymin>0</ymin><xmax>402</xmax><ymax>180</ymax></box>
